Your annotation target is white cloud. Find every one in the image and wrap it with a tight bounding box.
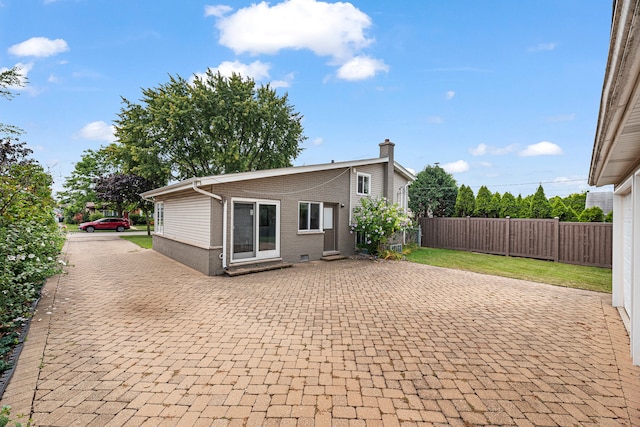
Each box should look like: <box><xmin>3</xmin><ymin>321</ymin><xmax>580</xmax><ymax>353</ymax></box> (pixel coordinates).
<box><xmin>196</xmin><ymin>60</ymin><xmax>271</xmax><ymax>81</ymax></box>
<box><xmin>445</xmin><ymin>90</ymin><xmax>455</xmax><ymax>100</ymax></box>
<box><xmin>442</xmin><ymin>160</ymin><xmax>469</xmax><ymax>173</ymax></box>
<box><xmin>76</xmin><ymin>121</ymin><xmax>115</xmax><ymax>142</ymax></box>
<box><xmin>470</xmin><ymin>143</ymin><xmax>487</xmax><ymax>156</ymax></box>
<box><xmin>336</xmin><ymin>56</ymin><xmax>388</xmax><ymax>81</ymax></box>
<box><xmin>204</xmin><ymin>4</ymin><xmax>232</xmax><ymax>17</ymax></box>
<box><xmin>47</xmin><ymin>74</ymin><xmax>60</xmax><ymax>83</ymax></box>
<box><xmin>427</xmin><ymin>116</ymin><xmax>444</xmax><ymax>124</ymax></box>
<box><xmin>470</xmin><ymin>142</ymin><xmax>517</xmax><ymax>156</ymax></box>
<box><xmin>215</xmin><ymin>0</ymin><xmax>372</xmax><ymax>59</ymax></box>
<box><xmin>520</xmin><ymin>141</ymin><xmax>563</xmax><ymax>157</ymax></box>
<box><xmin>8</xmin><ymin>37</ymin><xmax>69</xmax><ymax>57</ymax></box>
<box><xmin>211</xmin><ymin>0</ymin><xmax>386</xmax><ymax>80</ymax></box>
<box><xmin>528</xmin><ymin>42</ymin><xmax>557</xmax><ymax>52</ymax></box>
<box><xmin>270</xmin><ymin>72</ymin><xmax>295</xmax><ymax>88</ymax></box>
<box><xmin>311</xmin><ymin>137</ymin><xmax>323</xmax><ymax>146</ymax></box>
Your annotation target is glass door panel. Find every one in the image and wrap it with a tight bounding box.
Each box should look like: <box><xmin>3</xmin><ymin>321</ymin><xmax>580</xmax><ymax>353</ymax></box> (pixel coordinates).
<box><xmin>233</xmin><ymin>203</ymin><xmax>255</xmax><ymax>259</ymax></box>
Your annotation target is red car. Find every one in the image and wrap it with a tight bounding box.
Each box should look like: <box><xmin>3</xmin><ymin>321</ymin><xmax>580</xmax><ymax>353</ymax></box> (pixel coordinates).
<box><xmin>79</xmin><ymin>218</ymin><xmax>130</xmax><ymax>232</ymax></box>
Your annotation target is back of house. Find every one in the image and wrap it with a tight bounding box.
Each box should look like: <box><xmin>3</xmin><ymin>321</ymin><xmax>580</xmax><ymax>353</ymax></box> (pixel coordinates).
<box><xmin>142</xmin><ymin>139</ymin><xmax>415</xmax><ymax>275</ymax></box>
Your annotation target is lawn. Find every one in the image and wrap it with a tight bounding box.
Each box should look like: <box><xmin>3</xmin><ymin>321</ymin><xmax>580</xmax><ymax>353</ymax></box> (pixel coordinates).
<box><xmin>406</xmin><ymin>247</ymin><xmax>612</xmax><ymax>293</ymax></box>
<box><xmin>120</xmin><ymin>235</ymin><xmax>153</xmax><ymax>249</ymax></box>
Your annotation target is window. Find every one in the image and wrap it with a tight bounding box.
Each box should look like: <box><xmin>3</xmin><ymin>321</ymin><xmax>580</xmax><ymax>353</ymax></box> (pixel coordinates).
<box><xmin>155</xmin><ymin>202</ymin><xmax>164</xmax><ymax>234</ymax></box>
<box><xmin>299</xmin><ymin>201</ymin><xmax>322</xmax><ymax>231</ymax></box>
<box><xmin>357</xmin><ymin>173</ymin><xmax>370</xmax><ymax>195</ymax></box>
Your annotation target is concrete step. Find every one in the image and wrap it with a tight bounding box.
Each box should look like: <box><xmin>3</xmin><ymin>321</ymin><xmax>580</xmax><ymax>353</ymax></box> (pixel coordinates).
<box><xmin>224</xmin><ymin>261</ymin><xmax>292</xmax><ymax>277</ymax></box>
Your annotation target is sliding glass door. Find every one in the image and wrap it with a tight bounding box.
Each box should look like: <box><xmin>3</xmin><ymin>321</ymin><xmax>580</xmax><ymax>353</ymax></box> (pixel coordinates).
<box><xmin>232</xmin><ymin>199</ymin><xmax>280</xmax><ymax>261</ymax></box>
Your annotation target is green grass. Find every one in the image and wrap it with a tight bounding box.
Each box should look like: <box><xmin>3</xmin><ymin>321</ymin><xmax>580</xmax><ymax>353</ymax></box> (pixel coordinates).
<box><xmin>406</xmin><ymin>247</ymin><xmax>612</xmax><ymax>293</ymax></box>
<box><xmin>120</xmin><ymin>235</ymin><xmax>153</xmax><ymax>249</ymax></box>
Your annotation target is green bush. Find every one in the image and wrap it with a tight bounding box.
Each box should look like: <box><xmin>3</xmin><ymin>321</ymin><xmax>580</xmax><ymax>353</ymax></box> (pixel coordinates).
<box><xmin>350</xmin><ymin>197</ymin><xmax>413</xmax><ymax>256</ymax></box>
<box><xmin>88</xmin><ymin>212</ymin><xmax>104</xmax><ymax>221</ymax></box>
<box><xmin>128</xmin><ymin>213</ymin><xmax>147</xmax><ymax>225</ymax></box>
<box><xmin>579</xmin><ymin>206</ymin><xmax>604</xmax><ymax>222</ymax></box>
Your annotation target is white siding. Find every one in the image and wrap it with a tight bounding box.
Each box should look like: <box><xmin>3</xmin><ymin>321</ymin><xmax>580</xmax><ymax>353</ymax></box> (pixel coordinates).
<box><xmin>393</xmin><ymin>171</ymin><xmax>411</xmax><ymax>211</ymax></box>
<box><xmin>163</xmin><ymin>193</ymin><xmax>212</xmax><ymax>248</ymax></box>
<box><xmin>350</xmin><ymin>164</ymin><xmax>385</xmax><ymax>215</ymax></box>
<box><xmin>623</xmin><ymin>192</ymin><xmax>633</xmax><ymax>316</ymax></box>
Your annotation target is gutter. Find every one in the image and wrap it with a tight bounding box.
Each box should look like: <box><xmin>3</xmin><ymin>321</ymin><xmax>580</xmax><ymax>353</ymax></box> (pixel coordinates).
<box><xmin>192</xmin><ymin>181</ymin><xmax>228</xmax><ymax>270</ymax></box>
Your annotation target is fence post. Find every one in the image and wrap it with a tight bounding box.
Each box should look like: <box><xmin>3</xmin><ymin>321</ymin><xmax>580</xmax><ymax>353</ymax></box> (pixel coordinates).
<box><xmin>466</xmin><ymin>216</ymin><xmax>470</xmax><ymax>252</ymax></box>
<box><xmin>505</xmin><ymin>216</ymin><xmax>510</xmax><ymax>257</ymax></box>
<box><xmin>554</xmin><ymin>217</ymin><xmax>559</xmax><ymax>263</ymax></box>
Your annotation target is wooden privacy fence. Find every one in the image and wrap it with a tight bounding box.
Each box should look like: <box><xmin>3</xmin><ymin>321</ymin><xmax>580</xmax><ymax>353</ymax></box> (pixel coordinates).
<box><xmin>418</xmin><ymin>217</ymin><xmax>612</xmax><ymax>268</ymax></box>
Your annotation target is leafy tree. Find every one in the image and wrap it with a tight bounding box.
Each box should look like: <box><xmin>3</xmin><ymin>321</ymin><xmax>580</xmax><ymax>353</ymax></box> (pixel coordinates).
<box><xmin>488</xmin><ymin>192</ymin><xmax>501</xmax><ymax>218</ymax></box>
<box><xmin>114</xmin><ymin>71</ymin><xmax>306</xmax><ymax>183</ymax></box>
<box><xmin>529</xmin><ymin>185</ymin><xmax>551</xmax><ymax>219</ymax></box>
<box><xmin>605</xmin><ymin>210</ymin><xmax>613</xmax><ymax>222</ymax></box>
<box><xmin>579</xmin><ymin>206</ymin><xmax>604</xmax><ymax>222</ymax></box>
<box><xmin>474</xmin><ymin>186</ymin><xmax>492</xmax><ymax>217</ymax></box>
<box><xmin>518</xmin><ymin>194</ymin><xmax>533</xmax><ymax>218</ymax></box>
<box><xmin>93</xmin><ymin>173</ymin><xmax>153</xmax><ymax>217</ymax></box>
<box><xmin>0</xmin><ymin>67</ymin><xmax>25</xmax><ymax>137</ymax></box>
<box><xmin>454</xmin><ymin>184</ymin><xmax>475</xmax><ymax>217</ymax></box>
<box><xmin>408</xmin><ymin>165</ymin><xmax>458</xmax><ymax>217</ymax></box>
<box><xmin>350</xmin><ymin>196</ymin><xmax>412</xmax><ymax>255</ymax></box>
<box><xmin>563</xmin><ymin>192</ymin><xmax>587</xmax><ymax>217</ymax></box>
<box><xmin>58</xmin><ymin>148</ymin><xmax>118</xmax><ymax>223</ymax></box>
<box><xmin>499</xmin><ymin>192</ymin><xmax>518</xmax><ymax>218</ymax></box>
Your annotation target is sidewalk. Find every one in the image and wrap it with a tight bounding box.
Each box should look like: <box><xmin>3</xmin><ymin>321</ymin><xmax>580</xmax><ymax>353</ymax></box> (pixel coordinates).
<box><xmin>1</xmin><ymin>233</ymin><xmax>639</xmax><ymax>426</ymax></box>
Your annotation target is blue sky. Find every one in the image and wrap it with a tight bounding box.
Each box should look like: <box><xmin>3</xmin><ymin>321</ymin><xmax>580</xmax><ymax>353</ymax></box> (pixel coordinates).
<box><xmin>1</xmin><ymin>0</ymin><xmax>612</xmax><ymax>198</ymax></box>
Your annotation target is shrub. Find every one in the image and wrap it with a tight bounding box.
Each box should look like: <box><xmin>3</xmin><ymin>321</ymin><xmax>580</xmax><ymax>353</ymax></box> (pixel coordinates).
<box><xmin>579</xmin><ymin>206</ymin><xmax>604</xmax><ymax>222</ymax></box>
<box><xmin>350</xmin><ymin>197</ymin><xmax>412</xmax><ymax>256</ymax></box>
<box><xmin>88</xmin><ymin>212</ymin><xmax>104</xmax><ymax>221</ymax></box>
<box><xmin>128</xmin><ymin>213</ymin><xmax>146</xmax><ymax>225</ymax></box>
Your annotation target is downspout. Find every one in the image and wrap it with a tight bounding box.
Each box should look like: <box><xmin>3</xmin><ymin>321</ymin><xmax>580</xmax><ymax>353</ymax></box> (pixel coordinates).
<box><xmin>192</xmin><ymin>181</ymin><xmax>227</xmax><ymax>270</ymax></box>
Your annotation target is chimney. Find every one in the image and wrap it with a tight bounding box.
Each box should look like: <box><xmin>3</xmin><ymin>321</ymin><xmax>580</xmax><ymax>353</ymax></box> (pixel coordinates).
<box><xmin>379</xmin><ymin>138</ymin><xmax>395</xmax><ymax>202</ymax></box>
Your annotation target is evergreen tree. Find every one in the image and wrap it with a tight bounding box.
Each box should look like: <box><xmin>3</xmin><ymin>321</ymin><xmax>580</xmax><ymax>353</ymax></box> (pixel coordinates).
<box><xmin>550</xmin><ymin>196</ymin><xmax>570</xmax><ymax>221</ymax></box>
<box><xmin>454</xmin><ymin>184</ymin><xmax>475</xmax><ymax>217</ymax></box>
<box><xmin>579</xmin><ymin>206</ymin><xmax>604</xmax><ymax>222</ymax></box>
<box><xmin>499</xmin><ymin>192</ymin><xmax>519</xmax><ymax>218</ymax></box>
<box><xmin>563</xmin><ymin>192</ymin><xmax>588</xmax><ymax>217</ymax></box>
<box><xmin>529</xmin><ymin>185</ymin><xmax>551</xmax><ymax>218</ymax></box>
<box><xmin>474</xmin><ymin>186</ymin><xmax>492</xmax><ymax>217</ymax></box>
<box><xmin>408</xmin><ymin>165</ymin><xmax>458</xmax><ymax>217</ymax></box>
<box><xmin>488</xmin><ymin>192</ymin><xmax>501</xmax><ymax>218</ymax></box>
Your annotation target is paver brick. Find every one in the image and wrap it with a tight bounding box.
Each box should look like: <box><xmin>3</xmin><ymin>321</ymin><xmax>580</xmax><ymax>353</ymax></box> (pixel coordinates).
<box><xmin>0</xmin><ymin>233</ymin><xmax>639</xmax><ymax>426</ymax></box>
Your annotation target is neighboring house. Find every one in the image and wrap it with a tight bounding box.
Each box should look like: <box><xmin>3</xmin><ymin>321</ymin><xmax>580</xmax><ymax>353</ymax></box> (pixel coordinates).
<box><xmin>589</xmin><ymin>0</ymin><xmax>640</xmax><ymax>365</ymax></box>
<box><xmin>585</xmin><ymin>191</ymin><xmax>613</xmax><ymax>215</ymax></box>
<box><xmin>142</xmin><ymin>139</ymin><xmax>415</xmax><ymax>276</ymax></box>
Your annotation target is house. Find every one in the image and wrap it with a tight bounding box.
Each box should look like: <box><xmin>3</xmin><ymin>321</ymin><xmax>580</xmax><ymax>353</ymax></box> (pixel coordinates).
<box><xmin>142</xmin><ymin>139</ymin><xmax>415</xmax><ymax>276</ymax></box>
<box><xmin>585</xmin><ymin>191</ymin><xmax>613</xmax><ymax>215</ymax></box>
<box><xmin>589</xmin><ymin>0</ymin><xmax>640</xmax><ymax>365</ymax></box>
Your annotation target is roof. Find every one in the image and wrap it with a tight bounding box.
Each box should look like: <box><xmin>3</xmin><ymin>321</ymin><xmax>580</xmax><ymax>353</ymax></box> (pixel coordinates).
<box><xmin>589</xmin><ymin>0</ymin><xmax>640</xmax><ymax>186</ymax></box>
<box><xmin>142</xmin><ymin>156</ymin><xmax>416</xmax><ymax>198</ymax></box>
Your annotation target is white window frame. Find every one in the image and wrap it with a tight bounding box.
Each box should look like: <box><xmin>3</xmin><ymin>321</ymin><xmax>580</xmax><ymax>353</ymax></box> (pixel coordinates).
<box><xmin>231</xmin><ymin>198</ymin><xmax>280</xmax><ymax>262</ymax></box>
<box><xmin>357</xmin><ymin>172</ymin><xmax>371</xmax><ymax>196</ymax></box>
<box><xmin>155</xmin><ymin>202</ymin><xmax>164</xmax><ymax>234</ymax></box>
<box><xmin>298</xmin><ymin>201</ymin><xmax>323</xmax><ymax>232</ymax></box>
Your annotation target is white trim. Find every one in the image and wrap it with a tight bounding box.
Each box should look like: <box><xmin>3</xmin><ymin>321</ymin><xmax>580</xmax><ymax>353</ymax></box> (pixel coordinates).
<box><xmin>142</xmin><ymin>157</ymin><xmax>416</xmax><ymax>199</ymax></box>
<box><xmin>356</xmin><ymin>172</ymin><xmax>371</xmax><ymax>196</ymax></box>
<box><xmin>298</xmin><ymin>201</ymin><xmax>323</xmax><ymax>232</ymax></box>
<box><xmin>230</xmin><ymin>197</ymin><xmax>280</xmax><ymax>263</ymax></box>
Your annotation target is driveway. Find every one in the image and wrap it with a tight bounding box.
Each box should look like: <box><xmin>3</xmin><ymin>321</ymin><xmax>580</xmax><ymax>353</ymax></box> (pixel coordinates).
<box><xmin>1</xmin><ymin>233</ymin><xmax>639</xmax><ymax>426</ymax></box>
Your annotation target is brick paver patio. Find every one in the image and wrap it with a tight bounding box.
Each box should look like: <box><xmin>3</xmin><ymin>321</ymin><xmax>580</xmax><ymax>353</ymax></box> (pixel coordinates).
<box><xmin>1</xmin><ymin>233</ymin><xmax>639</xmax><ymax>426</ymax></box>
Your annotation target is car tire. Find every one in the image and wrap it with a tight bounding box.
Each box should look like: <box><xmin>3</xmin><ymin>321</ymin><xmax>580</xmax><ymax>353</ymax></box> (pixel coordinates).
<box><xmin>86</xmin><ymin>226</ymin><xmax>95</xmax><ymax>233</ymax></box>
<box><xmin>116</xmin><ymin>226</ymin><xmax>125</xmax><ymax>232</ymax></box>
